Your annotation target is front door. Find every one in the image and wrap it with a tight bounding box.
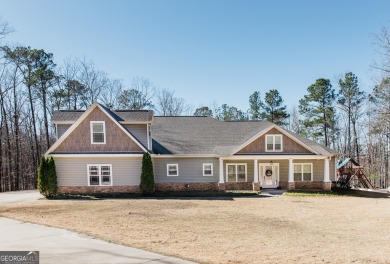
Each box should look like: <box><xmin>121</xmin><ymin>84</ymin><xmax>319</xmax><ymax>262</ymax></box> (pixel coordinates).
<box><xmin>259</xmin><ymin>163</ymin><xmax>279</xmax><ymax>188</ymax></box>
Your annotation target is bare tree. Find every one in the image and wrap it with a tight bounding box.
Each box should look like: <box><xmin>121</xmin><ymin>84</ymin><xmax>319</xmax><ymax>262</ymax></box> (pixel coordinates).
<box><xmin>100</xmin><ymin>79</ymin><xmax>123</xmax><ymax>109</ymax></box>
<box><xmin>117</xmin><ymin>76</ymin><xmax>154</xmax><ymax>109</ymax></box>
<box><xmin>78</xmin><ymin>58</ymin><xmax>109</xmax><ymax>107</ymax></box>
<box><xmin>0</xmin><ymin>19</ymin><xmax>13</xmax><ymax>42</ymax></box>
<box><xmin>373</xmin><ymin>27</ymin><xmax>390</xmax><ymax>73</ymax></box>
<box><xmin>155</xmin><ymin>89</ymin><xmax>188</xmax><ymax>116</ymax></box>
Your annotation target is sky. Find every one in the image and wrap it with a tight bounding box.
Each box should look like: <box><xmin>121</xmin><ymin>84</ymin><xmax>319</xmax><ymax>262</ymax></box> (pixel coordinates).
<box><xmin>1</xmin><ymin>0</ymin><xmax>389</xmax><ymax>113</ymax></box>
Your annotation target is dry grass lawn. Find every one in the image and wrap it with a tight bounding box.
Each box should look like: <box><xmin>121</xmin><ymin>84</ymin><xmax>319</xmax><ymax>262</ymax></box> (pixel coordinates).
<box><xmin>1</xmin><ymin>194</ymin><xmax>390</xmax><ymax>263</ymax></box>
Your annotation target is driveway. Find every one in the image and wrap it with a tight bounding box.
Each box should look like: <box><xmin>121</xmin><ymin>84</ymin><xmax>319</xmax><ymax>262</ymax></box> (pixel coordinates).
<box><xmin>0</xmin><ymin>191</ymin><xmax>194</xmax><ymax>264</ymax></box>
<box><xmin>0</xmin><ymin>190</ymin><xmax>43</xmax><ymax>204</ymax></box>
<box><xmin>0</xmin><ymin>217</ymin><xmax>194</xmax><ymax>264</ymax></box>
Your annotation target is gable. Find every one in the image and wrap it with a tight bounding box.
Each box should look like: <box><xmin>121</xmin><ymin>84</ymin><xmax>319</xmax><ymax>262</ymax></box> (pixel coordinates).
<box><xmin>237</xmin><ymin>128</ymin><xmax>314</xmax><ymax>154</ymax></box>
<box><xmin>52</xmin><ymin>107</ymin><xmax>143</xmax><ymax>153</ymax></box>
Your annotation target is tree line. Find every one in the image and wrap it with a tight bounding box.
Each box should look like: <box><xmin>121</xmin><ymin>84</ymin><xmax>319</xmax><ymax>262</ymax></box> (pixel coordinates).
<box><xmin>0</xmin><ymin>19</ymin><xmax>390</xmax><ymax>191</ymax></box>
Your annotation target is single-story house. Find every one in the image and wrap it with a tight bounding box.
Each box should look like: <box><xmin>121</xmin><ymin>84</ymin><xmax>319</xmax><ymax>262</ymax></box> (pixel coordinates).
<box><xmin>45</xmin><ymin>102</ymin><xmax>338</xmax><ymax>193</ymax></box>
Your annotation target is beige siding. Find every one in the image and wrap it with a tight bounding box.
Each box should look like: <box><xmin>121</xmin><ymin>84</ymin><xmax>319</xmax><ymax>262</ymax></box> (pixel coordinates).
<box><xmin>57</xmin><ymin>124</ymin><xmax>72</xmax><ymax>138</ymax></box>
<box><xmin>223</xmin><ymin>160</ymin><xmax>254</xmax><ymax>182</ymax></box>
<box><xmin>220</xmin><ymin>159</ymin><xmax>332</xmax><ymax>184</ymax></box>
<box><xmin>54</xmin><ymin>157</ymin><xmax>142</xmax><ymax>186</ymax></box>
<box><xmin>223</xmin><ymin>160</ymin><xmax>289</xmax><ymax>183</ymax></box>
<box><xmin>124</xmin><ymin>124</ymin><xmax>148</xmax><ymax>148</ymax></box>
<box><xmin>293</xmin><ymin>159</ymin><xmax>325</xmax><ymax>181</ymax></box>
<box><xmin>154</xmin><ymin>158</ymin><xmax>219</xmax><ymax>183</ymax></box>
<box><xmin>330</xmin><ymin>158</ymin><xmax>336</xmax><ymax>181</ymax></box>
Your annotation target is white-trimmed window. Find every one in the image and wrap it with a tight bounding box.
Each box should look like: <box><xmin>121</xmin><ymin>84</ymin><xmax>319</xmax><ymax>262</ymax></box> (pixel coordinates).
<box><xmin>87</xmin><ymin>164</ymin><xmax>112</xmax><ymax>186</ymax></box>
<box><xmin>203</xmin><ymin>163</ymin><xmax>213</xmax><ymax>176</ymax></box>
<box><xmin>91</xmin><ymin>121</ymin><xmax>106</xmax><ymax>144</ymax></box>
<box><xmin>265</xmin><ymin>134</ymin><xmax>282</xmax><ymax>152</ymax></box>
<box><xmin>167</xmin><ymin>164</ymin><xmax>178</xmax><ymax>176</ymax></box>
<box><xmin>226</xmin><ymin>164</ymin><xmax>247</xmax><ymax>182</ymax></box>
<box><xmin>294</xmin><ymin>163</ymin><xmax>313</xmax><ymax>181</ymax></box>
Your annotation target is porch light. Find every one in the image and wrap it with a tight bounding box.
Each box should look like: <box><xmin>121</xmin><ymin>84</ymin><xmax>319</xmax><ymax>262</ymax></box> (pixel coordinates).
<box><xmin>270</xmin><ymin>160</ymin><xmax>273</xmax><ymax>165</ymax></box>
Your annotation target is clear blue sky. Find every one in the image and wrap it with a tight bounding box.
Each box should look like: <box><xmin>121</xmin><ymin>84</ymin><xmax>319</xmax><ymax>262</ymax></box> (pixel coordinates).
<box><xmin>1</xmin><ymin>0</ymin><xmax>389</xmax><ymax>112</ymax></box>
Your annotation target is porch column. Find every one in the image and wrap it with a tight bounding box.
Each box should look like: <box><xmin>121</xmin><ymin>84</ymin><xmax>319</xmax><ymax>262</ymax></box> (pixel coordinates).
<box><xmin>288</xmin><ymin>158</ymin><xmax>295</xmax><ymax>190</ymax></box>
<box><xmin>323</xmin><ymin>158</ymin><xmax>331</xmax><ymax>191</ymax></box>
<box><xmin>253</xmin><ymin>160</ymin><xmax>259</xmax><ymax>183</ymax></box>
<box><xmin>218</xmin><ymin>158</ymin><xmax>225</xmax><ymax>191</ymax></box>
<box><xmin>253</xmin><ymin>159</ymin><xmax>260</xmax><ymax>191</ymax></box>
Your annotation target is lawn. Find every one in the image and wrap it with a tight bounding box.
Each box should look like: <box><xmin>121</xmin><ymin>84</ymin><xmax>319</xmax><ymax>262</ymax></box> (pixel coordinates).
<box><xmin>1</xmin><ymin>194</ymin><xmax>390</xmax><ymax>263</ymax></box>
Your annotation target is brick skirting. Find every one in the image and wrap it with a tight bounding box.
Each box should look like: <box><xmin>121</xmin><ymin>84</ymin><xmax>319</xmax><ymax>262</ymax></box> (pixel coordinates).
<box><xmin>294</xmin><ymin>181</ymin><xmax>328</xmax><ymax>190</ymax></box>
<box><xmin>225</xmin><ymin>182</ymin><xmax>254</xmax><ymax>190</ymax></box>
<box><xmin>155</xmin><ymin>182</ymin><xmax>220</xmax><ymax>192</ymax></box>
<box><xmin>57</xmin><ymin>186</ymin><xmax>141</xmax><ymax>194</ymax></box>
<box><xmin>155</xmin><ymin>182</ymin><xmax>259</xmax><ymax>191</ymax></box>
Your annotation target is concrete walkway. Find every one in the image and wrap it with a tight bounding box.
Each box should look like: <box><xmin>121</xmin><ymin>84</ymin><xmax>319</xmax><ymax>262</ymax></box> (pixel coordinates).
<box><xmin>0</xmin><ymin>217</ymin><xmax>194</xmax><ymax>264</ymax></box>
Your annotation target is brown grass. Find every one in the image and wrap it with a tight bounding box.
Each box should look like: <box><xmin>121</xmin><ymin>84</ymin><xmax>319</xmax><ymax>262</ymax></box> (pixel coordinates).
<box><xmin>1</xmin><ymin>195</ymin><xmax>390</xmax><ymax>264</ymax></box>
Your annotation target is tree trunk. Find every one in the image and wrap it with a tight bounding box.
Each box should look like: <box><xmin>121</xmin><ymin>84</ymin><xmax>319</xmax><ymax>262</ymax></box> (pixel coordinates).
<box><xmin>352</xmin><ymin>119</ymin><xmax>359</xmax><ymax>163</ymax></box>
<box><xmin>42</xmin><ymin>83</ymin><xmax>50</xmax><ymax>149</ymax></box>
<box><xmin>27</xmin><ymin>72</ymin><xmax>40</xmax><ymax>169</ymax></box>
<box><xmin>13</xmin><ymin>73</ymin><xmax>20</xmax><ymax>190</ymax></box>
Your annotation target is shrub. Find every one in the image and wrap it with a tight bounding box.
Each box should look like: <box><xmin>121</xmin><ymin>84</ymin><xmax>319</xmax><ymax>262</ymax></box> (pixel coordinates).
<box><xmin>38</xmin><ymin>156</ymin><xmax>48</xmax><ymax>196</ymax></box>
<box><xmin>140</xmin><ymin>152</ymin><xmax>155</xmax><ymax>195</ymax></box>
<box><xmin>38</xmin><ymin>156</ymin><xmax>58</xmax><ymax>197</ymax></box>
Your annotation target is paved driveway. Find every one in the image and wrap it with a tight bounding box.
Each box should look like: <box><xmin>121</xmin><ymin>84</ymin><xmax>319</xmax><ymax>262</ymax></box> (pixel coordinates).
<box><xmin>0</xmin><ymin>190</ymin><xmax>194</xmax><ymax>264</ymax></box>
<box><xmin>0</xmin><ymin>217</ymin><xmax>194</xmax><ymax>264</ymax></box>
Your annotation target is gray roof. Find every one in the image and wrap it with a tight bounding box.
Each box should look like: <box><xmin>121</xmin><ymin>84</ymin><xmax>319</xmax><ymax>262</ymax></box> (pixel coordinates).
<box><xmin>52</xmin><ymin>108</ymin><xmax>154</xmax><ymax>123</ymax></box>
<box><xmin>152</xmin><ymin>116</ymin><xmax>337</xmax><ymax>156</ymax></box>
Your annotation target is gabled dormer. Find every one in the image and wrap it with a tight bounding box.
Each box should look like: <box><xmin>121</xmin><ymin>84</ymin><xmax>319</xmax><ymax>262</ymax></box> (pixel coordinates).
<box><xmin>47</xmin><ymin>103</ymin><xmax>153</xmax><ymax>155</ymax></box>
<box><xmin>234</xmin><ymin>127</ymin><xmax>316</xmax><ymax>155</ymax></box>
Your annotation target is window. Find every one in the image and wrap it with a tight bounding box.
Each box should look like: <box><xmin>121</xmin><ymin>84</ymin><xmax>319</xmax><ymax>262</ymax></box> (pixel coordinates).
<box><xmin>265</xmin><ymin>135</ymin><xmax>282</xmax><ymax>152</ymax></box>
<box><xmin>88</xmin><ymin>164</ymin><xmax>112</xmax><ymax>186</ymax></box>
<box><xmin>294</xmin><ymin>163</ymin><xmax>313</xmax><ymax>181</ymax></box>
<box><xmin>91</xmin><ymin>121</ymin><xmax>106</xmax><ymax>144</ymax></box>
<box><xmin>203</xmin><ymin>163</ymin><xmax>213</xmax><ymax>176</ymax></box>
<box><xmin>226</xmin><ymin>164</ymin><xmax>247</xmax><ymax>182</ymax></box>
<box><xmin>167</xmin><ymin>164</ymin><xmax>178</xmax><ymax>176</ymax></box>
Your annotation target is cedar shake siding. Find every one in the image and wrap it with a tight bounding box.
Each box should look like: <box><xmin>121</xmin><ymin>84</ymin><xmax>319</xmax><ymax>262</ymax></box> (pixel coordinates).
<box><xmin>237</xmin><ymin>128</ymin><xmax>313</xmax><ymax>154</ymax></box>
<box><xmin>53</xmin><ymin>107</ymin><xmax>143</xmax><ymax>153</ymax></box>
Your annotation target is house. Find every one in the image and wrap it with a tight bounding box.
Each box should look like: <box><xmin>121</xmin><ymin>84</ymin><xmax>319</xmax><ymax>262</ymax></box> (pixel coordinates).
<box><xmin>45</xmin><ymin>102</ymin><xmax>339</xmax><ymax>194</ymax></box>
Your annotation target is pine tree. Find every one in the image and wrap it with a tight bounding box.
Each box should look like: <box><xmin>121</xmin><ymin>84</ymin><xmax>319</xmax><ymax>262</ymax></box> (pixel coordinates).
<box><xmin>38</xmin><ymin>156</ymin><xmax>48</xmax><ymax>196</ymax></box>
<box><xmin>338</xmin><ymin>72</ymin><xmax>365</xmax><ymax>161</ymax></box>
<box><xmin>47</xmin><ymin>157</ymin><xmax>57</xmax><ymax>197</ymax></box>
<box><xmin>249</xmin><ymin>91</ymin><xmax>262</xmax><ymax>120</ymax></box>
<box><xmin>261</xmin><ymin>89</ymin><xmax>289</xmax><ymax>126</ymax></box>
<box><xmin>299</xmin><ymin>78</ymin><xmax>336</xmax><ymax>147</ymax></box>
<box><xmin>140</xmin><ymin>152</ymin><xmax>155</xmax><ymax>195</ymax></box>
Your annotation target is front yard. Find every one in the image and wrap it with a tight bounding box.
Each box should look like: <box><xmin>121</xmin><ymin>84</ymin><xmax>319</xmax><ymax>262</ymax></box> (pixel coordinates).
<box><xmin>1</xmin><ymin>193</ymin><xmax>390</xmax><ymax>263</ymax></box>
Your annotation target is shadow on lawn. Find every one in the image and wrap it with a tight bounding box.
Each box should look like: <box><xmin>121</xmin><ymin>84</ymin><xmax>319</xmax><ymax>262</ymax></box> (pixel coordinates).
<box><xmin>285</xmin><ymin>188</ymin><xmax>390</xmax><ymax>199</ymax></box>
<box><xmin>49</xmin><ymin>190</ymin><xmax>262</xmax><ymax>201</ymax></box>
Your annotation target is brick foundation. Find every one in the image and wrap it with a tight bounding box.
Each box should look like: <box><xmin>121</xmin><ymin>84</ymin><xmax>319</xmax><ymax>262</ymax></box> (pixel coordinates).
<box><xmin>57</xmin><ymin>186</ymin><xmax>141</xmax><ymax>194</ymax></box>
<box><xmin>252</xmin><ymin>183</ymin><xmax>260</xmax><ymax>192</ymax></box>
<box><xmin>218</xmin><ymin>183</ymin><xmax>226</xmax><ymax>191</ymax></box>
<box><xmin>155</xmin><ymin>182</ymin><xmax>220</xmax><ymax>192</ymax></box>
<box><xmin>322</xmin><ymin>181</ymin><xmax>332</xmax><ymax>191</ymax></box>
<box><xmin>295</xmin><ymin>181</ymin><xmax>326</xmax><ymax>190</ymax></box>
<box><xmin>225</xmin><ymin>182</ymin><xmax>254</xmax><ymax>190</ymax></box>
<box><xmin>287</xmin><ymin>182</ymin><xmax>295</xmax><ymax>190</ymax></box>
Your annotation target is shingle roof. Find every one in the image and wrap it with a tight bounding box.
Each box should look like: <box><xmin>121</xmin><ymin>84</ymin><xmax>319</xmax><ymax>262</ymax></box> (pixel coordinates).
<box><xmin>52</xmin><ymin>108</ymin><xmax>154</xmax><ymax>123</ymax></box>
<box><xmin>151</xmin><ymin>116</ymin><xmax>337</xmax><ymax>156</ymax></box>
